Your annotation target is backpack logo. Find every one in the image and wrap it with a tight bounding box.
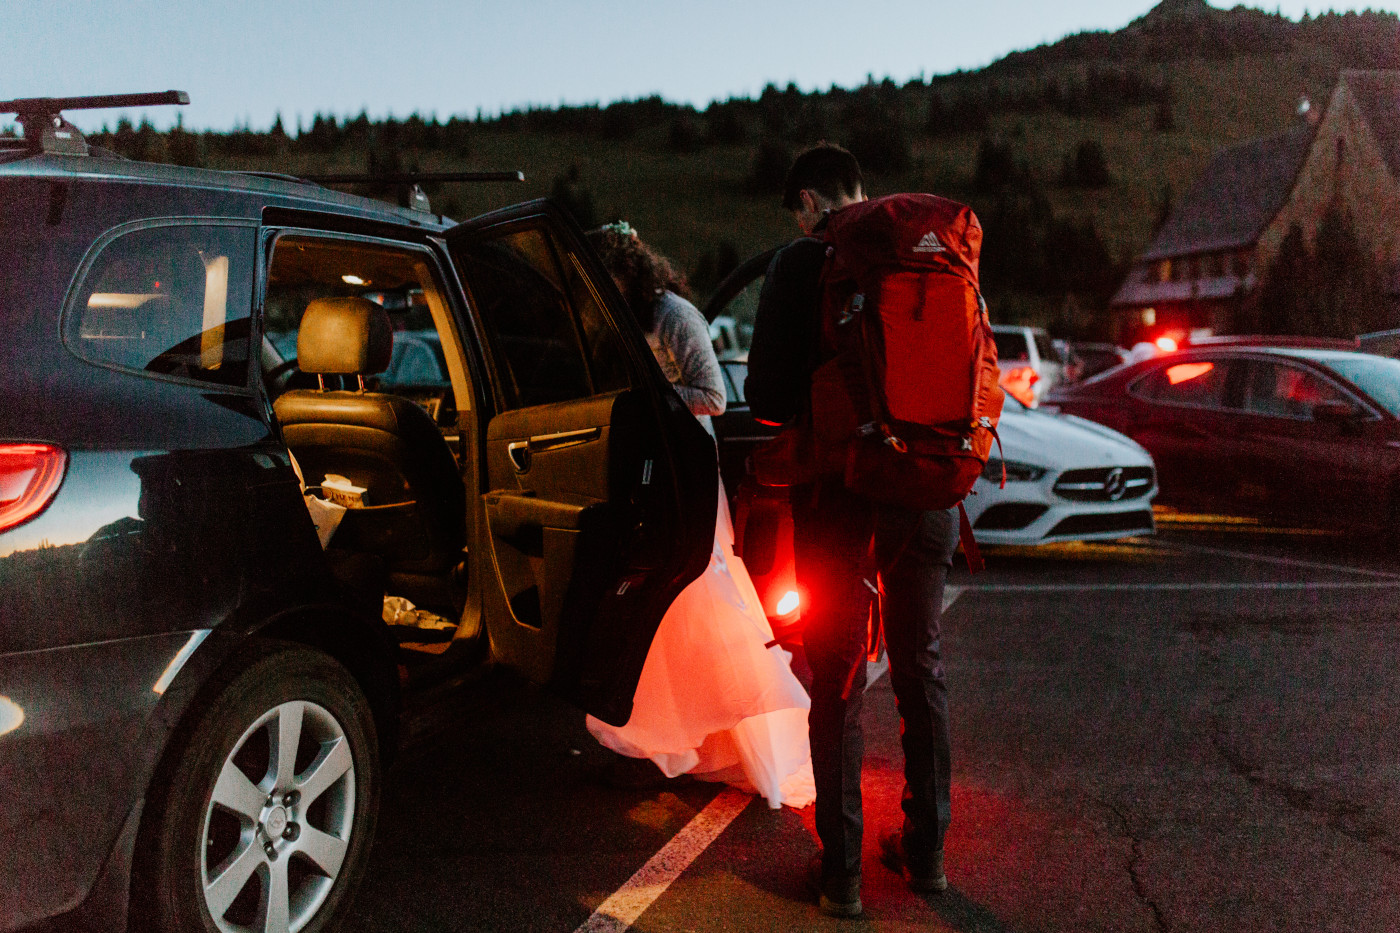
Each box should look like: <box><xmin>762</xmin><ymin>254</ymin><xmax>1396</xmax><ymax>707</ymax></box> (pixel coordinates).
<box><xmin>912</xmin><ymin>230</ymin><xmax>946</xmax><ymax>253</ymax></box>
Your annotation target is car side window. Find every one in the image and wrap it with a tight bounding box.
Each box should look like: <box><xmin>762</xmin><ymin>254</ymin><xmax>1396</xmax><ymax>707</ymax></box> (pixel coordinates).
<box><xmin>454</xmin><ymin>226</ymin><xmax>630</xmax><ymax>409</ymax></box>
<box><xmin>1240</xmin><ymin>360</ymin><xmax>1347</xmax><ymax>420</ymax></box>
<box><xmin>1131</xmin><ymin>358</ymin><xmax>1233</xmax><ymax>409</ymax></box>
<box><xmin>68</xmin><ymin>224</ymin><xmax>255</xmax><ymax>388</ymax></box>
<box><xmin>721</xmin><ymin>360</ymin><xmax>748</xmax><ymax>405</ymax></box>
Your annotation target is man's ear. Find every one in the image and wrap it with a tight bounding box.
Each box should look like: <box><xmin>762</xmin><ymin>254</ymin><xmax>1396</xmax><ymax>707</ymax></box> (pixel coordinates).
<box><xmin>799</xmin><ymin>189</ymin><xmax>820</xmax><ymax>214</ymax></box>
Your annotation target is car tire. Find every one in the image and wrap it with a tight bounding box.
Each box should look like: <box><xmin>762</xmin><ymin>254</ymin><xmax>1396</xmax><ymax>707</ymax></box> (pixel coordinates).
<box><xmin>133</xmin><ymin>640</ymin><xmax>379</xmax><ymax>933</ymax></box>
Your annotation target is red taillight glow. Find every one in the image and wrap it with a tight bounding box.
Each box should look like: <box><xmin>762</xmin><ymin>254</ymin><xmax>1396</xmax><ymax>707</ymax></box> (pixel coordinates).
<box><xmin>1166</xmin><ymin>362</ymin><xmax>1214</xmax><ymax>385</ymax></box>
<box><xmin>1155</xmin><ymin>336</ymin><xmax>1179</xmax><ymax>352</ymax></box>
<box><xmin>0</xmin><ymin>444</ymin><xmax>67</xmax><ymax>533</ymax></box>
<box><xmin>776</xmin><ymin>590</ymin><xmax>801</xmax><ymax>617</ymax></box>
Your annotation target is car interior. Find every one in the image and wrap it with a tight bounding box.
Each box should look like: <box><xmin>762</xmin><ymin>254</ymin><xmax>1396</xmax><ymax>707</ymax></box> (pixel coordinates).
<box><xmin>262</xmin><ymin>235</ymin><xmax>478</xmax><ymax>658</ymax></box>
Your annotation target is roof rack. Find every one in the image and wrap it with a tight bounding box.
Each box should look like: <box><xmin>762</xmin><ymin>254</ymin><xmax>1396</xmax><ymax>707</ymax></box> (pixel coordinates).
<box><xmin>297</xmin><ymin>170</ymin><xmax>525</xmax><ymax>213</ymax></box>
<box><xmin>1184</xmin><ymin>334</ymin><xmax>1360</xmax><ymax>350</ymax></box>
<box><xmin>0</xmin><ymin>91</ymin><xmax>189</xmax><ymax>156</ymax></box>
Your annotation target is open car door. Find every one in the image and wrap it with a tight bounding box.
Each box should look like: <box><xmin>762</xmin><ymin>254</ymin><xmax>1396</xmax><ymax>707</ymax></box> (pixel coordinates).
<box><xmin>444</xmin><ymin>200</ymin><xmax>716</xmax><ymax>725</ymax></box>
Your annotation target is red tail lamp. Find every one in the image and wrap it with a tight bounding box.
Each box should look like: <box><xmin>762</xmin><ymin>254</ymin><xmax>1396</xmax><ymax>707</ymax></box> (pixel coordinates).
<box><xmin>0</xmin><ymin>444</ymin><xmax>68</xmax><ymax>534</ymax></box>
<box><xmin>1155</xmin><ymin>336</ymin><xmax>1179</xmax><ymax>353</ymax></box>
<box><xmin>1000</xmin><ymin>366</ymin><xmax>1039</xmax><ymax>407</ymax></box>
<box><xmin>775</xmin><ymin>590</ymin><xmax>801</xmax><ymax>617</ymax></box>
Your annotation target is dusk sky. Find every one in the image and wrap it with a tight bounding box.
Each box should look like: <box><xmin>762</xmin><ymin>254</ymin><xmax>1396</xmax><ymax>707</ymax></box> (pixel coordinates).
<box><xmin>7</xmin><ymin>1</ymin><xmax>1400</xmax><ymax>132</ymax></box>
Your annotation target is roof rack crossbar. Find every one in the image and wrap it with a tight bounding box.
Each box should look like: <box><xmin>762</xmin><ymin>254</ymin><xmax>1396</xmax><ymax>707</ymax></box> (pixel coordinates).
<box><xmin>0</xmin><ymin>90</ymin><xmax>189</xmax><ymax>116</ymax></box>
<box><xmin>1</xmin><ymin>90</ymin><xmax>189</xmax><ymax>157</ymax></box>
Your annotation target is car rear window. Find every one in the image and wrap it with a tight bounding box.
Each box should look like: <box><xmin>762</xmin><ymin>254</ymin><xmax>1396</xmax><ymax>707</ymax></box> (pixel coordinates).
<box><xmin>993</xmin><ymin>331</ymin><xmax>1030</xmax><ymax>362</ymax></box>
<box><xmin>1130</xmin><ymin>358</ymin><xmax>1232</xmax><ymax>408</ymax></box>
<box><xmin>67</xmin><ymin>223</ymin><xmax>255</xmax><ymax>388</ymax></box>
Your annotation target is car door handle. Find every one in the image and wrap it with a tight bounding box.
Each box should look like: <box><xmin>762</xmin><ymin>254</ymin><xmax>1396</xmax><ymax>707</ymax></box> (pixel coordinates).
<box><xmin>506</xmin><ymin>427</ymin><xmax>602</xmax><ymax>473</ymax></box>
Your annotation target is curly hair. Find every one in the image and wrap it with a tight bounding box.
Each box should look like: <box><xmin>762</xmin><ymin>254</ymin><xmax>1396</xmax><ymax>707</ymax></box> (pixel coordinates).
<box><xmin>585</xmin><ymin>225</ymin><xmax>692</xmax><ymax>331</ymax></box>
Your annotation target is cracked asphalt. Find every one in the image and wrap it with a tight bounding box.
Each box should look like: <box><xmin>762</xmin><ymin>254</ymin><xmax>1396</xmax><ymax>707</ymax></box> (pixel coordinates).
<box><xmin>348</xmin><ymin>520</ymin><xmax>1400</xmax><ymax>932</ymax></box>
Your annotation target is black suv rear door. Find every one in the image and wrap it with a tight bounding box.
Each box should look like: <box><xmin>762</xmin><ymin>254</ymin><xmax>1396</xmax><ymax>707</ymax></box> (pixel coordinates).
<box><xmin>444</xmin><ymin>201</ymin><xmax>715</xmax><ymax>725</ymax></box>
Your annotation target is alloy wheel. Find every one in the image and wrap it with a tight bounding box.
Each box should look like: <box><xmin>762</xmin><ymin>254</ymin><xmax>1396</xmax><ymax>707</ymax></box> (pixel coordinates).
<box><xmin>199</xmin><ymin>700</ymin><xmax>357</xmax><ymax>933</ymax></box>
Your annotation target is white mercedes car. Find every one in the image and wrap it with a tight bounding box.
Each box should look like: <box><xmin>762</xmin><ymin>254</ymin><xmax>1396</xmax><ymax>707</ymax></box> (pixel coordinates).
<box><xmin>965</xmin><ymin>394</ymin><xmax>1156</xmax><ymax>544</ymax></box>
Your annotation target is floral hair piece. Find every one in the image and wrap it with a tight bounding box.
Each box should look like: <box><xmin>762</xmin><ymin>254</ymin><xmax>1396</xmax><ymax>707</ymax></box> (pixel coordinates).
<box><xmin>595</xmin><ymin>220</ymin><xmax>638</xmax><ymax>239</ymax></box>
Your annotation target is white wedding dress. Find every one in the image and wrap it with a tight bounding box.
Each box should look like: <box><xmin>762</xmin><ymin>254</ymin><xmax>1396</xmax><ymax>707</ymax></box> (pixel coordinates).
<box><xmin>587</xmin><ymin>486</ymin><xmax>816</xmax><ymax>809</ymax></box>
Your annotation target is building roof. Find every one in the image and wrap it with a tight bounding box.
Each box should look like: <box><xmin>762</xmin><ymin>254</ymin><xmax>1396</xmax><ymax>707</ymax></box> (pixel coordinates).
<box><xmin>1140</xmin><ymin>123</ymin><xmax>1315</xmax><ymax>262</ymax></box>
<box><xmin>1343</xmin><ymin>70</ymin><xmax>1400</xmax><ymax>184</ymax></box>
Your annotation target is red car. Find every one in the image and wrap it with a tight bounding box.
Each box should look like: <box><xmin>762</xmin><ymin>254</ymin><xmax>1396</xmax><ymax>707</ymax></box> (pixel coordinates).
<box><xmin>1045</xmin><ymin>337</ymin><xmax>1400</xmax><ymax>531</ymax></box>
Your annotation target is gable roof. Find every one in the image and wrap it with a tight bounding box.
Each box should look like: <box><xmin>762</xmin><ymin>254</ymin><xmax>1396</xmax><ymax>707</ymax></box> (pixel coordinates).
<box><xmin>1140</xmin><ymin>123</ymin><xmax>1315</xmax><ymax>262</ymax></box>
<box><xmin>1343</xmin><ymin>70</ymin><xmax>1400</xmax><ymax>184</ymax></box>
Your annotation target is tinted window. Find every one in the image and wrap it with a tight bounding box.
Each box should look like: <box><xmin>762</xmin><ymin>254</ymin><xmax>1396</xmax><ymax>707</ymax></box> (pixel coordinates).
<box><xmin>1240</xmin><ymin>361</ymin><xmax>1347</xmax><ymax>419</ymax></box>
<box><xmin>1131</xmin><ymin>358</ymin><xmax>1232</xmax><ymax>408</ymax></box>
<box><xmin>994</xmin><ymin>330</ymin><xmax>1030</xmax><ymax>361</ymax></box>
<box><xmin>69</xmin><ymin>224</ymin><xmax>254</xmax><ymax>387</ymax></box>
<box><xmin>455</xmin><ymin>227</ymin><xmax>630</xmax><ymax>409</ymax></box>
<box><xmin>1033</xmin><ymin>332</ymin><xmax>1056</xmax><ymax>361</ymax></box>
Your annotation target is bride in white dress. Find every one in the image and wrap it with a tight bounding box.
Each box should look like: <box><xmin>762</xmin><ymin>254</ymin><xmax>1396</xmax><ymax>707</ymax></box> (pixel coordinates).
<box><xmin>585</xmin><ymin>224</ymin><xmax>814</xmax><ymax>809</ymax></box>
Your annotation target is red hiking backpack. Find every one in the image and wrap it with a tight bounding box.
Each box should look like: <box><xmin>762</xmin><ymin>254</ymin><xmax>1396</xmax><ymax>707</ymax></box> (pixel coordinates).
<box><xmin>810</xmin><ymin>192</ymin><xmax>1004</xmax><ymax>513</ymax></box>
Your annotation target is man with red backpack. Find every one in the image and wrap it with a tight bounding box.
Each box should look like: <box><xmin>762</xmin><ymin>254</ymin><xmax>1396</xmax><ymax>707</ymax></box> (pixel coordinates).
<box><xmin>747</xmin><ymin>143</ymin><xmax>1001</xmax><ymax>917</ymax></box>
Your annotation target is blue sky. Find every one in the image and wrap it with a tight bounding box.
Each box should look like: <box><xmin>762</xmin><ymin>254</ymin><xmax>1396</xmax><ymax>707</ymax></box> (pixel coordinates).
<box><xmin>6</xmin><ymin>1</ymin><xmax>1399</xmax><ymax>131</ymax></box>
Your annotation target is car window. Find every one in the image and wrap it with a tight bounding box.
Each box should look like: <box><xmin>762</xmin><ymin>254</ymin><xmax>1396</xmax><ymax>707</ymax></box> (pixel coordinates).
<box><xmin>262</xmin><ymin>235</ymin><xmax>463</xmax><ymax>404</ymax></box>
<box><xmin>1240</xmin><ymin>360</ymin><xmax>1347</xmax><ymax>420</ymax></box>
<box><xmin>993</xmin><ymin>331</ymin><xmax>1030</xmax><ymax>362</ymax></box>
<box><xmin>1130</xmin><ymin>358</ymin><xmax>1233</xmax><ymax>409</ymax></box>
<box><xmin>68</xmin><ymin>224</ymin><xmax>255</xmax><ymax>388</ymax></box>
<box><xmin>1302</xmin><ymin>352</ymin><xmax>1400</xmax><ymax>417</ymax></box>
<box><xmin>721</xmin><ymin>360</ymin><xmax>747</xmax><ymax>405</ymax></box>
<box><xmin>454</xmin><ymin>227</ymin><xmax>630</xmax><ymax>409</ymax></box>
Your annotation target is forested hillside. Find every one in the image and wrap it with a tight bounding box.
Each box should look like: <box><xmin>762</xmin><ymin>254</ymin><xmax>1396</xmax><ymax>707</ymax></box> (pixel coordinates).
<box><xmin>25</xmin><ymin>0</ymin><xmax>1400</xmax><ymax>336</ymax></box>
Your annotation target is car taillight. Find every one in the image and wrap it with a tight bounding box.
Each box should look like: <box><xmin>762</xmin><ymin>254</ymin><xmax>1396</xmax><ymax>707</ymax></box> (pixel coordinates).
<box><xmin>0</xmin><ymin>444</ymin><xmax>68</xmax><ymax>534</ymax></box>
<box><xmin>776</xmin><ymin>590</ymin><xmax>800</xmax><ymax>617</ymax></box>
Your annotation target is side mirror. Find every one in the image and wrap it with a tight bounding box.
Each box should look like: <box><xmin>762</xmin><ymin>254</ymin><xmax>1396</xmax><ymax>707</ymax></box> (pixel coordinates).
<box><xmin>1311</xmin><ymin>400</ymin><xmax>1363</xmax><ymax>424</ymax></box>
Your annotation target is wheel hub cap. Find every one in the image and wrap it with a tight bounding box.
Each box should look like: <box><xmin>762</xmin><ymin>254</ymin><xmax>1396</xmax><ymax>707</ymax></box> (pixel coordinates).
<box><xmin>263</xmin><ymin>805</ymin><xmax>289</xmax><ymax>838</ymax></box>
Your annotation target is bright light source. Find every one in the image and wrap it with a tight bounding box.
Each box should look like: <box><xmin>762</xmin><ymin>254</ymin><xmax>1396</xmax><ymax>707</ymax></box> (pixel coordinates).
<box><xmin>341</xmin><ymin>274</ymin><xmax>367</xmax><ymax>286</ymax></box>
<box><xmin>1155</xmin><ymin>336</ymin><xmax>1179</xmax><ymax>352</ymax></box>
<box><xmin>776</xmin><ymin>590</ymin><xmax>800</xmax><ymax>616</ymax></box>
<box><xmin>1167</xmin><ymin>362</ymin><xmax>1214</xmax><ymax>385</ymax></box>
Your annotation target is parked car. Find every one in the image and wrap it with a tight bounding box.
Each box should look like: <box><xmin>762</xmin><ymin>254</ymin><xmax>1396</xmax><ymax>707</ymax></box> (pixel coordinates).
<box><xmin>0</xmin><ymin>93</ymin><xmax>716</xmax><ymax>933</ymax></box>
<box><xmin>1046</xmin><ymin>336</ymin><xmax>1400</xmax><ymax>531</ymax></box>
<box><xmin>992</xmin><ymin>324</ymin><xmax>1064</xmax><ymax>406</ymax></box>
<box><xmin>963</xmin><ymin>394</ymin><xmax>1156</xmax><ymax>544</ymax></box>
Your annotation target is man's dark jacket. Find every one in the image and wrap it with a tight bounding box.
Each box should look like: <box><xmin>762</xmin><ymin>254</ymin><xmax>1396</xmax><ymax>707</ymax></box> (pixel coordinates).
<box><xmin>743</xmin><ymin>223</ymin><xmax>829</xmax><ymax>426</ymax></box>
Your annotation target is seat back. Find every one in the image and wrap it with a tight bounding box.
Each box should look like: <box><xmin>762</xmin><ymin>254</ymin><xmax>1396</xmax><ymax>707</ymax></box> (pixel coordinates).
<box><xmin>274</xmin><ymin>298</ymin><xmax>466</xmax><ymax>587</ymax></box>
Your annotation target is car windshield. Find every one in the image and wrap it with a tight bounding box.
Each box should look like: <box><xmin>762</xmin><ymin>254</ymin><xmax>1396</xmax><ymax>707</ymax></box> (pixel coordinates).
<box><xmin>1289</xmin><ymin>350</ymin><xmax>1400</xmax><ymax>416</ymax></box>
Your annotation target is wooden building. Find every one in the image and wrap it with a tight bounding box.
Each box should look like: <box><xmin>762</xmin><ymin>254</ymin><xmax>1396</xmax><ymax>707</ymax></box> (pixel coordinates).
<box><xmin>1111</xmin><ymin>70</ymin><xmax>1400</xmax><ymax>343</ymax></box>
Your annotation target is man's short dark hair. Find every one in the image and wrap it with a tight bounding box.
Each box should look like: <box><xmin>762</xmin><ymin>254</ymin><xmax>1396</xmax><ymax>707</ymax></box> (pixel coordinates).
<box><xmin>781</xmin><ymin>143</ymin><xmax>863</xmax><ymax>211</ymax></box>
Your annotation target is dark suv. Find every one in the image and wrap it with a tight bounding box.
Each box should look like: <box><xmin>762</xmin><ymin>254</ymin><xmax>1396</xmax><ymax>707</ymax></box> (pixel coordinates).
<box><xmin>0</xmin><ymin>94</ymin><xmax>715</xmax><ymax>933</ymax></box>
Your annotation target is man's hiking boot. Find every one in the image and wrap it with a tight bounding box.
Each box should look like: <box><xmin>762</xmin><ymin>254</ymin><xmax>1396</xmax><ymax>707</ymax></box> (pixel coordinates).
<box><xmin>807</xmin><ymin>854</ymin><xmax>862</xmax><ymax>918</ymax></box>
<box><xmin>879</xmin><ymin>830</ymin><xmax>948</xmax><ymax>893</ymax></box>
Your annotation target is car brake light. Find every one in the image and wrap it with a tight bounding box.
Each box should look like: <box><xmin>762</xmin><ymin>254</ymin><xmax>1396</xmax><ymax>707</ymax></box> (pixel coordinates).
<box><xmin>776</xmin><ymin>590</ymin><xmax>801</xmax><ymax>617</ymax></box>
<box><xmin>1155</xmin><ymin>336</ymin><xmax>1179</xmax><ymax>352</ymax></box>
<box><xmin>0</xmin><ymin>444</ymin><xmax>68</xmax><ymax>533</ymax></box>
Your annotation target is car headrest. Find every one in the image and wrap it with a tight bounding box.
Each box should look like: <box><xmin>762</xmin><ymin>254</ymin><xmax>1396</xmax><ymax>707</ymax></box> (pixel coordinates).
<box><xmin>296</xmin><ymin>297</ymin><xmax>392</xmax><ymax>376</ymax></box>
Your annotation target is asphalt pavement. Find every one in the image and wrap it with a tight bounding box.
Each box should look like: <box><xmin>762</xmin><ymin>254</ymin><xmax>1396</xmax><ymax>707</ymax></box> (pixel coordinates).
<box><xmin>344</xmin><ymin>516</ymin><xmax>1400</xmax><ymax>933</ymax></box>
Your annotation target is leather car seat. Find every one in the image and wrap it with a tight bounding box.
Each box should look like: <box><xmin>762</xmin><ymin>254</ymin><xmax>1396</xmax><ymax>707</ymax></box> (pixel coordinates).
<box><xmin>273</xmin><ymin>297</ymin><xmax>466</xmax><ymax>610</ymax></box>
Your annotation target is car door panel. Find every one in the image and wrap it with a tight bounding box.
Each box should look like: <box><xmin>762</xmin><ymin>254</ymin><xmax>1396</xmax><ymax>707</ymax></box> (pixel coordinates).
<box><xmin>446</xmin><ymin>203</ymin><xmax>715</xmax><ymax>724</ymax></box>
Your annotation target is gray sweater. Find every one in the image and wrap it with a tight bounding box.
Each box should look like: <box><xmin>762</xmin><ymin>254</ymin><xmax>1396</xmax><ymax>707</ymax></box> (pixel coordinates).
<box><xmin>646</xmin><ymin>290</ymin><xmax>726</xmax><ymax>430</ymax></box>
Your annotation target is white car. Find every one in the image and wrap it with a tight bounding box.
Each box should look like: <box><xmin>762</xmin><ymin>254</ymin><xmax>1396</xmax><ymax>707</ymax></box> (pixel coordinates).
<box><xmin>993</xmin><ymin>324</ymin><xmax>1064</xmax><ymax>406</ymax></box>
<box><xmin>964</xmin><ymin>394</ymin><xmax>1157</xmax><ymax>545</ymax></box>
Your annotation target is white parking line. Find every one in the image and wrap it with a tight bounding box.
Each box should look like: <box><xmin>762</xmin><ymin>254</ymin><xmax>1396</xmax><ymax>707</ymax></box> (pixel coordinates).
<box><xmin>574</xmin><ymin>787</ymin><xmax>753</xmax><ymax>933</ymax></box>
<box><xmin>1152</xmin><ymin>540</ymin><xmax>1400</xmax><ymax>580</ymax></box>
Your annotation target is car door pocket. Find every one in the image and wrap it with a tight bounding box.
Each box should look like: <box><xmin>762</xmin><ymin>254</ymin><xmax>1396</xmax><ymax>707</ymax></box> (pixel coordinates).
<box><xmin>484</xmin><ymin>491</ymin><xmax>598</xmax><ymax>553</ymax></box>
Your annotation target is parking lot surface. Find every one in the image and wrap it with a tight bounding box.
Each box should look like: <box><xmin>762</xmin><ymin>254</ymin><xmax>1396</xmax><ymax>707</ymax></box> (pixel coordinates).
<box><xmin>345</xmin><ymin>516</ymin><xmax>1400</xmax><ymax>932</ymax></box>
